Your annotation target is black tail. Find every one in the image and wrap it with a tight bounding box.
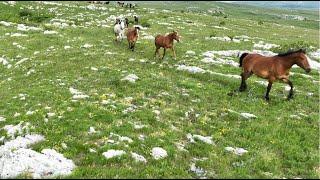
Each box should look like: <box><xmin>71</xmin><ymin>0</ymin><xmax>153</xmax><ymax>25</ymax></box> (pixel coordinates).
<box><xmin>239</xmin><ymin>53</ymin><xmax>248</xmax><ymax>67</ymax></box>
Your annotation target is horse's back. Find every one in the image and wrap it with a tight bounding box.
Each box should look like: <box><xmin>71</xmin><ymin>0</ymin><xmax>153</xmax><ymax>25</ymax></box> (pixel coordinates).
<box><xmin>155</xmin><ymin>35</ymin><xmax>164</xmax><ymax>46</ymax></box>
<box><xmin>243</xmin><ymin>54</ymin><xmax>277</xmax><ymax>77</ymax></box>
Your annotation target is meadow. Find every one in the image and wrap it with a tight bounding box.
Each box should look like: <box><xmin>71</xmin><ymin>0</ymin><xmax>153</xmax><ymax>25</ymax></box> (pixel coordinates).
<box><xmin>0</xmin><ymin>1</ymin><xmax>319</xmax><ymax>179</ymax></box>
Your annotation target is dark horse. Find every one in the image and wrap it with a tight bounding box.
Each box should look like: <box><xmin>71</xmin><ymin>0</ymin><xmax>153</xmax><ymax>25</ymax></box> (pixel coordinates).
<box><xmin>154</xmin><ymin>31</ymin><xmax>180</xmax><ymax>60</ymax></box>
<box><xmin>237</xmin><ymin>49</ymin><xmax>311</xmax><ymax>101</ymax></box>
<box><xmin>134</xmin><ymin>16</ymin><xmax>139</xmax><ymax>24</ymax></box>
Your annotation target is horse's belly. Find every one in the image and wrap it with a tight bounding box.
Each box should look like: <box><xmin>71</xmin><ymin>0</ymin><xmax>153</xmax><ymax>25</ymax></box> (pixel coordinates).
<box><xmin>253</xmin><ymin>69</ymin><xmax>270</xmax><ymax>79</ymax></box>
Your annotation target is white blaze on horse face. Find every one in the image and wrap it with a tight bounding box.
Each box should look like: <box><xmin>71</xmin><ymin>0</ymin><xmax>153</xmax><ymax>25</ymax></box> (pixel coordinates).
<box><xmin>120</xmin><ymin>20</ymin><xmax>125</xmax><ymax>30</ymax></box>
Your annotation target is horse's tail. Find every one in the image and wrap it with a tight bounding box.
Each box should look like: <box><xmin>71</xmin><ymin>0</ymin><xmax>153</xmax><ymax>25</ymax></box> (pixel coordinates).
<box><xmin>239</xmin><ymin>53</ymin><xmax>248</xmax><ymax>67</ymax></box>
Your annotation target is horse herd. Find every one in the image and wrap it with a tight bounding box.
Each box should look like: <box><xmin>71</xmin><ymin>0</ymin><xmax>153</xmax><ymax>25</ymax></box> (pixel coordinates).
<box><xmin>112</xmin><ymin>16</ymin><xmax>311</xmax><ymax>102</ymax></box>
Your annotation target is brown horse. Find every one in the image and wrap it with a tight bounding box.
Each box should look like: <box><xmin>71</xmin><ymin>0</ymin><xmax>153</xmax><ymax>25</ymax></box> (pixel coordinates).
<box><xmin>126</xmin><ymin>26</ymin><xmax>140</xmax><ymax>51</ymax></box>
<box><xmin>238</xmin><ymin>49</ymin><xmax>311</xmax><ymax>101</ymax></box>
<box><xmin>154</xmin><ymin>31</ymin><xmax>180</xmax><ymax>60</ymax></box>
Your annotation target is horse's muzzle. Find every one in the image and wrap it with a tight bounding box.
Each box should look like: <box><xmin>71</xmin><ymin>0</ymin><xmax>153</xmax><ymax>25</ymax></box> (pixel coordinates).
<box><xmin>305</xmin><ymin>68</ymin><xmax>311</xmax><ymax>73</ymax></box>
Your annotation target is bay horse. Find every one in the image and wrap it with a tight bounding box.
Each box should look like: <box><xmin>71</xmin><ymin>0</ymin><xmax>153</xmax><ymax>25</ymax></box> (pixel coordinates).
<box><xmin>237</xmin><ymin>49</ymin><xmax>311</xmax><ymax>101</ymax></box>
<box><xmin>154</xmin><ymin>31</ymin><xmax>180</xmax><ymax>60</ymax></box>
<box><xmin>126</xmin><ymin>26</ymin><xmax>141</xmax><ymax>51</ymax></box>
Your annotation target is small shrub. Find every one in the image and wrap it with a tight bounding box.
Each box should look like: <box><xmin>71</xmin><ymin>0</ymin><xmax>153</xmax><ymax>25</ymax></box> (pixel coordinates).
<box><xmin>270</xmin><ymin>41</ymin><xmax>317</xmax><ymax>54</ymax></box>
<box><xmin>209</xmin><ymin>31</ymin><xmax>217</xmax><ymax>38</ymax></box>
<box><xmin>19</xmin><ymin>9</ymin><xmax>54</xmax><ymax>23</ymax></box>
<box><xmin>141</xmin><ymin>21</ymin><xmax>151</xmax><ymax>28</ymax></box>
<box><xmin>219</xmin><ymin>21</ymin><xmax>226</xmax><ymax>26</ymax></box>
<box><xmin>227</xmin><ymin>35</ymin><xmax>235</xmax><ymax>40</ymax></box>
<box><xmin>19</xmin><ymin>10</ymin><xmax>33</xmax><ymax>18</ymax></box>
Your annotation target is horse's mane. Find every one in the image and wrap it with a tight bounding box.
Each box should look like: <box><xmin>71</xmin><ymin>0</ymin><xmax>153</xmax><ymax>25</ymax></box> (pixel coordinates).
<box><xmin>277</xmin><ymin>49</ymin><xmax>306</xmax><ymax>57</ymax></box>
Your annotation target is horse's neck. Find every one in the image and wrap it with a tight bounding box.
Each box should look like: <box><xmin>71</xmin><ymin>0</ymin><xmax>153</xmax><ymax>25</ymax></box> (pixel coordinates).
<box><xmin>279</xmin><ymin>54</ymin><xmax>297</xmax><ymax>68</ymax></box>
<box><xmin>167</xmin><ymin>34</ymin><xmax>174</xmax><ymax>43</ymax></box>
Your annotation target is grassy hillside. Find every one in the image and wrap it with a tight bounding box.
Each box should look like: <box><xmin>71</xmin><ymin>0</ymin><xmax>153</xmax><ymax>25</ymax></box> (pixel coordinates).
<box><xmin>0</xmin><ymin>1</ymin><xmax>319</xmax><ymax>179</ymax></box>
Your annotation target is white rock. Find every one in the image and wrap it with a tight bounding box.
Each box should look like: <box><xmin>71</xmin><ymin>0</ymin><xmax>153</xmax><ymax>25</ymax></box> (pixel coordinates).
<box><xmin>13</xmin><ymin>112</ymin><xmax>21</xmax><ymax>117</ymax></box>
<box><xmin>134</xmin><ymin>124</ymin><xmax>146</xmax><ymax>129</ymax></box>
<box><xmin>91</xmin><ymin>67</ymin><xmax>98</xmax><ymax>71</ymax></box>
<box><xmin>187</xmin><ymin>133</ymin><xmax>213</xmax><ymax>145</ymax></box>
<box><xmin>253</xmin><ymin>41</ymin><xmax>279</xmax><ymax>50</ymax></box>
<box><xmin>89</xmin><ymin>148</ymin><xmax>96</xmax><ymax>153</ymax></box>
<box><xmin>44</xmin><ymin>30</ymin><xmax>58</xmax><ymax>35</ymax></box>
<box><xmin>81</xmin><ymin>43</ymin><xmax>93</xmax><ymax>48</ymax></box>
<box><xmin>205</xmin><ymin>36</ymin><xmax>231</xmax><ymax>42</ymax></box>
<box><xmin>186</xmin><ymin>50</ymin><xmax>196</xmax><ymax>56</ymax></box>
<box><xmin>64</xmin><ymin>46</ymin><xmax>71</xmax><ymax>50</ymax></box>
<box><xmin>10</xmin><ymin>33</ymin><xmax>28</xmax><ymax>37</ymax></box>
<box><xmin>0</xmin><ymin>21</ymin><xmax>12</xmax><ymax>26</ymax></box>
<box><xmin>69</xmin><ymin>87</ymin><xmax>89</xmax><ymax>99</ymax></box>
<box><xmin>0</xmin><ymin>116</ymin><xmax>6</xmax><ymax>122</ymax></box>
<box><xmin>225</xmin><ymin>147</ymin><xmax>234</xmax><ymax>152</ymax></box>
<box><xmin>234</xmin><ymin>148</ymin><xmax>248</xmax><ymax>156</ymax></box>
<box><xmin>192</xmin><ymin>135</ymin><xmax>214</xmax><ymax>145</ymax></box>
<box><xmin>121</xmin><ymin>74</ymin><xmax>139</xmax><ymax>83</ymax></box>
<box><xmin>0</xmin><ymin>146</ymin><xmax>75</xmax><ymax>178</ymax></box>
<box><xmin>177</xmin><ymin>65</ymin><xmax>205</xmax><ymax>74</ymax></box>
<box><xmin>102</xmin><ymin>150</ymin><xmax>126</xmax><ymax>159</ymax></box>
<box><xmin>61</xmin><ymin>143</ymin><xmax>67</xmax><ymax>149</ymax></box>
<box><xmin>131</xmin><ymin>152</ymin><xmax>147</xmax><ymax>163</ymax></box>
<box><xmin>151</xmin><ymin>147</ymin><xmax>167</xmax><ymax>160</ymax></box>
<box><xmin>47</xmin><ymin>113</ymin><xmax>55</xmax><ymax>118</ymax></box>
<box><xmin>240</xmin><ymin>113</ymin><xmax>257</xmax><ymax>119</ymax></box>
<box><xmin>119</xmin><ymin>136</ymin><xmax>133</xmax><ymax>143</ymax></box>
<box><xmin>2</xmin><ymin>122</ymin><xmax>29</xmax><ymax>138</ymax></box>
<box><xmin>72</xmin><ymin>95</ymin><xmax>89</xmax><ymax>99</ymax></box>
<box><xmin>225</xmin><ymin>146</ymin><xmax>248</xmax><ymax>156</ymax></box>
<box><xmin>190</xmin><ymin>163</ymin><xmax>206</xmax><ymax>177</ymax></box>
<box><xmin>26</xmin><ymin>111</ymin><xmax>35</xmax><ymax>115</ymax></box>
<box><xmin>88</xmin><ymin>127</ymin><xmax>96</xmax><ymax>134</ymax></box>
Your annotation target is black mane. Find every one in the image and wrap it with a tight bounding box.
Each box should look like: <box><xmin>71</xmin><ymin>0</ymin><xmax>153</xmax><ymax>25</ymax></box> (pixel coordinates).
<box><xmin>277</xmin><ymin>49</ymin><xmax>306</xmax><ymax>57</ymax></box>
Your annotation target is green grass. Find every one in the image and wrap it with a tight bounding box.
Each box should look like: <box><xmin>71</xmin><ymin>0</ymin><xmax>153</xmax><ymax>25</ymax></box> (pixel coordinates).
<box><xmin>0</xmin><ymin>1</ymin><xmax>319</xmax><ymax>179</ymax></box>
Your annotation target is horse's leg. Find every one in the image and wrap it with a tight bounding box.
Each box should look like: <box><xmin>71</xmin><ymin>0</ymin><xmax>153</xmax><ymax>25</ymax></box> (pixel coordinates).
<box><xmin>282</xmin><ymin>78</ymin><xmax>294</xmax><ymax>100</ymax></box>
<box><xmin>172</xmin><ymin>47</ymin><xmax>176</xmax><ymax>60</ymax></box>
<box><xmin>162</xmin><ymin>48</ymin><xmax>166</xmax><ymax>60</ymax></box>
<box><xmin>131</xmin><ymin>41</ymin><xmax>135</xmax><ymax>51</ymax></box>
<box><xmin>239</xmin><ymin>71</ymin><xmax>251</xmax><ymax>92</ymax></box>
<box><xmin>154</xmin><ymin>47</ymin><xmax>159</xmax><ymax>58</ymax></box>
<box><xmin>265</xmin><ymin>81</ymin><xmax>273</xmax><ymax>101</ymax></box>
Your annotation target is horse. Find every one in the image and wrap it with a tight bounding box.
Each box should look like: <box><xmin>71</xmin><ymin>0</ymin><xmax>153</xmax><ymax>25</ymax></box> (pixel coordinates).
<box><xmin>237</xmin><ymin>49</ymin><xmax>311</xmax><ymax>101</ymax></box>
<box><xmin>126</xmin><ymin>26</ymin><xmax>141</xmax><ymax>51</ymax></box>
<box><xmin>117</xmin><ymin>1</ymin><xmax>124</xmax><ymax>7</ymax></box>
<box><xmin>134</xmin><ymin>16</ymin><xmax>139</xmax><ymax>24</ymax></box>
<box><xmin>154</xmin><ymin>31</ymin><xmax>180</xmax><ymax>60</ymax></box>
<box><xmin>113</xmin><ymin>19</ymin><xmax>126</xmax><ymax>42</ymax></box>
<box><xmin>124</xmin><ymin>18</ymin><xmax>129</xmax><ymax>28</ymax></box>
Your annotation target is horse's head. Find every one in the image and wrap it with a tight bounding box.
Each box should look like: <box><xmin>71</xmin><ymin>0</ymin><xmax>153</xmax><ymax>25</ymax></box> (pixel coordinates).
<box><xmin>120</xmin><ymin>20</ymin><xmax>125</xmax><ymax>30</ymax></box>
<box><xmin>295</xmin><ymin>49</ymin><xmax>311</xmax><ymax>73</ymax></box>
<box><xmin>134</xmin><ymin>26</ymin><xmax>141</xmax><ymax>31</ymax></box>
<box><xmin>171</xmin><ymin>31</ymin><xmax>180</xmax><ymax>42</ymax></box>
